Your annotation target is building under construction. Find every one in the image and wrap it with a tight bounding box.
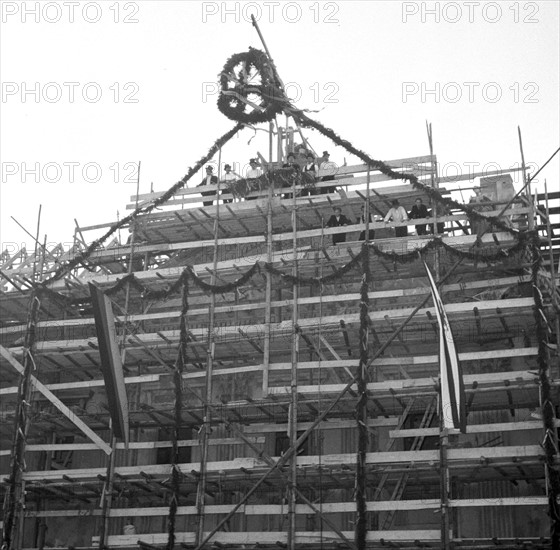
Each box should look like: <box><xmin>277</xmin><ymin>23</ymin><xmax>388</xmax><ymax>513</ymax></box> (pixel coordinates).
<box><xmin>1</xmin><ymin>44</ymin><xmax>559</xmax><ymax>550</ymax></box>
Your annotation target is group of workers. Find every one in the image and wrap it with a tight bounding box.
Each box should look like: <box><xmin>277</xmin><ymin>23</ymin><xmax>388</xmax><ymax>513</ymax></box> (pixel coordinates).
<box><xmin>196</xmin><ymin>151</ymin><xmax>458</xmax><ymax>244</ymax></box>
<box><xmin>197</xmin><ymin>149</ymin><xmax>342</xmax><ymax>205</ymax></box>
<box><xmin>326</xmin><ymin>197</ymin><xmax>448</xmax><ymax>245</ymax></box>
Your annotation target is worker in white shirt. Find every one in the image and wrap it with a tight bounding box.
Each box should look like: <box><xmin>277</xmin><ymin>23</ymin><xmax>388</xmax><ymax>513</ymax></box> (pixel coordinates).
<box><xmin>384</xmin><ymin>199</ymin><xmax>409</xmax><ymax>237</ymax></box>
<box><xmin>220</xmin><ymin>163</ymin><xmax>240</xmax><ymax>203</ymax></box>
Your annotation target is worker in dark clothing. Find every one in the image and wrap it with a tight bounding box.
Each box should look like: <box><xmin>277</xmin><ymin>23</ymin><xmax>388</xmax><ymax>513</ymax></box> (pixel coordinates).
<box><xmin>197</xmin><ymin>165</ymin><xmax>218</xmax><ymax>207</ymax></box>
<box><xmin>327</xmin><ymin>206</ymin><xmax>351</xmax><ymax>245</ymax></box>
<box><xmin>409</xmin><ymin>198</ymin><xmax>430</xmax><ymax>235</ymax></box>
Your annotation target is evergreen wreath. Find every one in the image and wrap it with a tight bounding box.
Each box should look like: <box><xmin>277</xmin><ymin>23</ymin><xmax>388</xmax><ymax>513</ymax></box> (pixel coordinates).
<box><xmin>217</xmin><ymin>47</ymin><xmax>283</xmax><ymax>124</ymax></box>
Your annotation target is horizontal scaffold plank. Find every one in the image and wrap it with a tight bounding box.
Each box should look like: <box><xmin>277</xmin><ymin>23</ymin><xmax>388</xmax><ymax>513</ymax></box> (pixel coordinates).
<box><xmin>270</xmin><ymin>368</ymin><xmax>546</xmax><ymax>397</ymax></box>
<box><xmin>0</xmin><ymin>437</ymin><xmax>265</xmax><ymax>457</ymax></box>
<box><xmin>0</xmin><ymin>348</ymin><xmax>538</xmax><ymax>395</ymax></box>
<box><xmin>102</xmin><ymin>529</ymin><xmax>442</xmax><ymax>545</ymax></box>
<box><xmin>389</xmin><ymin>420</ymin><xmax>555</xmax><ymax>439</ymax></box>
<box><xmin>0</xmin><ymin>274</ymin><xmax>530</xmax><ymax>337</ymax></box>
<box><xmin>24</xmin><ymin>496</ymin><xmax>547</xmax><ymax>518</ymax></box>
<box><xmin>21</xmin><ymin>445</ymin><xmax>544</xmax><ymax>482</ymax></box>
<box><xmin>6</xmin><ymin>297</ymin><xmax>533</xmax><ymax>355</ymax></box>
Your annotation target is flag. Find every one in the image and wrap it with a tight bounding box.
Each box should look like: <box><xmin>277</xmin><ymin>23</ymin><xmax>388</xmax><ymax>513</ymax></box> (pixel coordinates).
<box><xmin>89</xmin><ymin>283</ymin><xmax>129</xmax><ymax>444</ymax></box>
<box><xmin>424</xmin><ymin>262</ymin><xmax>467</xmax><ymax>433</ymax></box>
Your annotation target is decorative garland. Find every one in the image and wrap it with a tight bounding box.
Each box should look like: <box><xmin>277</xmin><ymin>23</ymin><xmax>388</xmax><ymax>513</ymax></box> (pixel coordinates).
<box><xmin>263</xmin><ymin>250</ymin><xmax>364</xmax><ymax>286</ymax></box>
<box><xmin>166</xmin><ymin>276</ymin><xmax>189</xmax><ymax>550</ymax></box>
<box><xmin>356</xmin><ymin>243</ymin><xmax>370</xmax><ymax>549</ymax></box>
<box><xmin>43</xmin><ymin>122</ymin><xmax>243</xmax><ymax>285</ymax></box>
<box><xmin>99</xmin><ymin>235</ymin><xmax>527</xmax><ymax>301</ymax></box>
<box><xmin>530</xmin><ymin>237</ymin><xmax>560</xmax><ymax>546</ymax></box>
<box><xmin>293</xmin><ymin>110</ymin><xmax>520</xmax><ymax>238</ymax></box>
<box><xmin>217</xmin><ymin>48</ymin><xmax>283</xmax><ymax>124</ymax></box>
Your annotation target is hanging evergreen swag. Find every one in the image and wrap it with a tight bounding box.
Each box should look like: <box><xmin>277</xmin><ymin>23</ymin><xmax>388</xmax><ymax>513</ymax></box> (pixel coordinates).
<box><xmin>530</xmin><ymin>238</ymin><xmax>560</xmax><ymax>546</ymax></box>
<box><xmin>44</xmin><ymin>122</ymin><xmax>244</xmax><ymax>285</ymax></box>
<box><xmin>293</xmin><ymin>110</ymin><xmax>520</xmax><ymax>237</ymax></box>
<box><xmin>217</xmin><ymin>48</ymin><xmax>283</xmax><ymax>124</ymax></box>
<box><xmin>101</xmin><ymin>235</ymin><xmax>526</xmax><ymax>300</ymax></box>
<box><xmin>167</xmin><ymin>277</ymin><xmax>189</xmax><ymax>550</ymax></box>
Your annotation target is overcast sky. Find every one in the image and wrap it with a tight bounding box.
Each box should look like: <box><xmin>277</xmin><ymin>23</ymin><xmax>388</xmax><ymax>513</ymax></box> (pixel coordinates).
<box><xmin>1</xmin><ymin>0</ymin><xmax>558</xmax><ymax>254</ymax></box>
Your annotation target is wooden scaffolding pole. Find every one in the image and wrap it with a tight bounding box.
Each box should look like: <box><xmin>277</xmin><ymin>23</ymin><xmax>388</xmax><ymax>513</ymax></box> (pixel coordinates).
<box><xmin>195</xmin><ymin>169</ymin><xmax>221</xmax><ymax>545</ymax></box>
<box><xmin>355</xmin><ymin>167</ymin><xmax>371</xmax><ymax>550</ymax></box>
<box><xmin>288</xmin><ymin>171</ymin><xmax>299</xmax><ymax>550</ymax></box>
<box><xmin>262</xmin><ymin>121</ymin><xmax>275</xmax><ymax>397</ymax></box>
<box><xmin>2</xmin><ymin>206</ymin><xmax>42</xmax><ymax>550</ymax></box>
<box><xmin>518</xmin><ymin>126</ymin><xmax>535</xmax><ymax>231</ymax></box>
<box><xmin>99</xmin><ymin>162</ymin><xmax>140</xmax><ymax>546</ymax></box>
<box><xmin>1</xmin><ymin>295</ymin><xmax>40</xmax><ymax>550</ymax></box>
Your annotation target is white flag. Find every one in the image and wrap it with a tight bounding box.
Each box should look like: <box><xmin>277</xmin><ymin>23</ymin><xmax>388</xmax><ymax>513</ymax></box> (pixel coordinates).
<box><xmin>424</xmin><ymin>262</ymin><xmax>466</xmax><ymax>433</ymax></box>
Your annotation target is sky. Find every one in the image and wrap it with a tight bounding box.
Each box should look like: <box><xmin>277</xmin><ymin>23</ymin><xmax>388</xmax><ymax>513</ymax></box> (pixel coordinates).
<box><xmin>1</xmin><ymin>0</ymin><xmax>559</xmax><ymax>257</ymax></box>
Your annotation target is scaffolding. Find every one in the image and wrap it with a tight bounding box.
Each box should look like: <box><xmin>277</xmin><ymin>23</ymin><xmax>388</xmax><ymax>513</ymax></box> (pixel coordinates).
<box><xmin>1</xmin><ymin>135</ymin><xmax>559</xmax><ymax>550</ymax></box>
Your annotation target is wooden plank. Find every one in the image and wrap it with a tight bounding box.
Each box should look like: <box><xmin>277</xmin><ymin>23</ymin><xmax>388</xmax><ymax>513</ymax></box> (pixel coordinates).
<box><xmin>0</xmin><ymin>346</ymin><xmax>538</xmax><ymax>396</ymax></box>
<box><xmin>19</xmin><ymin>296</ymin><xmax>534</xmax><ymax>354</ymax></box>
<box><xmin>389</xmin><ymin>420</ymin><xmax>553</xmax><ymax>439</ymax></box>
<box><xmin>25</xmin><ymin>497</ymin><xmax>547</xmax><ymax>519</ymax></box>
<box><xmin>0</xmin><ymin>344</ymin><xmax>112</xmax><ymax>455</ymax></box>
<box><xmin>1</xmin><ymin>273</ymin><xmax>530</xmax><ymax>337</ymax></box>
<box><xmin>21</xmin><ymin>445</ymin><xmax>544</xmax><ymax>482</ymax></box>
<box><xmin>271</xmin><ymin>368</ymin><xmax>543</xmax><ymax>397</ymax></box>
<box><xmin>0</xmin><ymin>436</ymin><xmax>265</xmax><ymax>456</ymax></box>
<box><xmin>102</xmin><ymin>530</ymin><xmax>442</xmax><ymax>545</ymax></box>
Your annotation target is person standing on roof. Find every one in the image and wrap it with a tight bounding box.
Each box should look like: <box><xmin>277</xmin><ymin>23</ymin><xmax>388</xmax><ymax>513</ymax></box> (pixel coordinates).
<box><xmin>221</xmin><ymin>163</ymin><xmax>240</xmax><ymax>203</ymax></box>
<box><xmin>302</xmin><ymin>153</ymin><xmax>318</xmax><ymax>196</ymax></box>
<box><xmin>245</xmin><ymin>158</ymin><xmax>263</xmax><ymax>200</ymax></box>
<box><xmin>327</xmin><ymin>206</ymin><xmax>351</xmax><ymax>244</ymax></box>
<box><xmin>197</xmin><ymin>165</ymin><xmax>218</xmax><ymax>207</ymax></box>
<box><xmin>409</xmin><ymin>197</ymin><xmax>429</xmax><ymax>235</ymax></box>
<box><xmin>319</xmin><ymin>150</ymin><xmax>346</xmax><ymax>194</ymax></box>
<box><xmin>384</xmin><ymin>199</ymin><xmax>408</xmax><ymax>237</ymax></box>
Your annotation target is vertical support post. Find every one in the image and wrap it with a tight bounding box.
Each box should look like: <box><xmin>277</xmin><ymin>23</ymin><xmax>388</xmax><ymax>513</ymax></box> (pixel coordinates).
<box><xmin>262</xmin><ymin>149</ymin><xmax>274</xmax><ymax>397</ymax></box>
<box><xmin>98</xmin><ymin>434</ymin><xmax>116</xmax><ymax>548</ymax></box>
<box><xmin>2</xmin><ymin>292</ymin><xmax>40</xmax><ymax>550</ymax></box>
<box><xmin>439</xmin><ymin>420</ymin><xmax>451</xmax><ymax>549</ymax></box>
<box><xmin>99</xmin><ymin>161</ymin><xmax>140</xmax><ymax>547</ymax></box>
<box><xmin>288</xmin><ymin>172</ymin><xmax>299</xmax><ymax>550</ymax></box>
<box><xmin>3</xmin><ymin>205</ymin><xmax>41</xmax><ymax>550</ymax></box>
<box><xmin>195</xmin><ymin>179</ymin><xmax>220</xmax><ymax>545</ymax></box>
<box><xmin>518</xmin><ymin>126</ymin><xmax>534</xmax><ymax>231</ymax></box>
<box><xmin>426</xmin><ymin>122</ymin><xmax>441</xmax><ymax>279</ymax></box>
<box><xmin>355</xmin><ymin>166</ymin><xmax>370</xmax><ymax>550</ymax></box>
<box><xmin>99</xmin><ymin>161</ymin><xmax>142</xmax><ymax>550</ymax></box>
